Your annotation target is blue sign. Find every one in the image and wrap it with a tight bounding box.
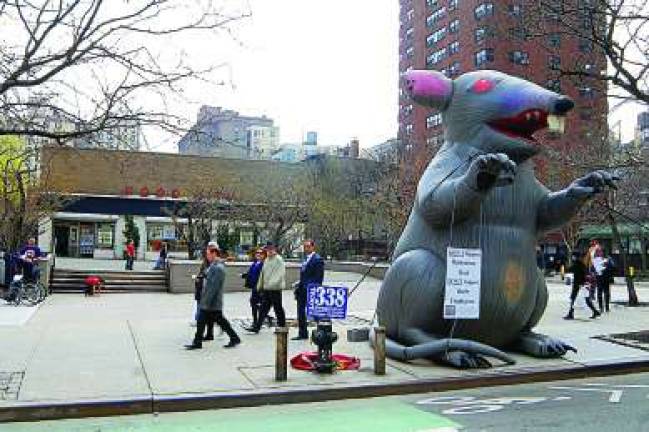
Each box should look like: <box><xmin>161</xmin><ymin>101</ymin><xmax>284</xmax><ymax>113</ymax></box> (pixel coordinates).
<box><xmin>306</xmin><ymin>284</ymin><xmax>348</xmax><ymax>320</ymax></box>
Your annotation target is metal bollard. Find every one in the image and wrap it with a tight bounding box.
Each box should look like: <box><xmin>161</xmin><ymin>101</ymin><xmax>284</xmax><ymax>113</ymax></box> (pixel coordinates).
<box><xmin>373</xmin><ymin>326</ymin><xmax>386</xmax><ymax>376</ymax></box>
<box><xmin>275</xmin><ymin>327</ymin><xmax>288</xmax><ymax>381</ymax></box>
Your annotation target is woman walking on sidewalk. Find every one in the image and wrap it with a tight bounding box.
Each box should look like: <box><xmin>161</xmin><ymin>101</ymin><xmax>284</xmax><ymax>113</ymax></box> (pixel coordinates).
<box><xmin>564</xmin><ymin>250</ymin><xmax>600</xmax><ymax>320</ymax></box>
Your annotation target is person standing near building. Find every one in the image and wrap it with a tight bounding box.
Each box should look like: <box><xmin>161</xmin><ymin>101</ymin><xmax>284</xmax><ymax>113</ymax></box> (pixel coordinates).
<box><xmin>125</xmin><ymin>240</ymin><xmax>135</xmax><ymax>271</ymax></box>
<box><xmin>185</xmin><ymin>242</ymin><xmax>240</xmax><ymax>349</ymax></box>
<box><xmin>245</xmin><ymin>242</ymin><xmax>286</xmax><ymax>334</ymax></box>
<box><xmin>154</xmin><ymin>242</ymin><xmax>167</xmax><ymax>270</ymax></box>
<box><xmin>293</xmin><ymin>240</ymin><xmax>324</xmax><ymax>340</ymax></box>
<box><xmin>241</xmin><ymin>248</ymin><xmax>265</xmax><ymax>325</ymax></box>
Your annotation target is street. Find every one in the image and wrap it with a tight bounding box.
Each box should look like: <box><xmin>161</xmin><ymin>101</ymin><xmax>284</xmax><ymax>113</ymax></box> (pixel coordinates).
<box><xmin>5</xmin><ymin>372</ymin><xmax>649</xmax><ymax>431</ymax></box>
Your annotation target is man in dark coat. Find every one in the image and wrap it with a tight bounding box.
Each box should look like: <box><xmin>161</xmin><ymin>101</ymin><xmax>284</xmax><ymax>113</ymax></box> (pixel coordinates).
<box><xmin>185</xmin><ymin>242</ymin><xmax>241</xmax><ymax>349</ymax></box>
<box><xmin>293</xmin><ymin>239</ymin><xmax>325</xmax><ymax>340</ymax></box>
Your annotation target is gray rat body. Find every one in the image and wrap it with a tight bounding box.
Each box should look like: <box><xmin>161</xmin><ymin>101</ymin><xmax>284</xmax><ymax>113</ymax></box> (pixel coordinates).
<box><xmin>375</xmin><ymin>70</ymin><xmax>616</xmax><ymax>368</ymax></box>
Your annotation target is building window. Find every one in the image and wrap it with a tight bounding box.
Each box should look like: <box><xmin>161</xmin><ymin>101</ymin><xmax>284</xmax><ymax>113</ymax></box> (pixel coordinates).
<box><xmin>546</xmin><ymin>78</ymin><xmax>561</xmax><ymax>92</ymax></box>
<box><xmin>426</xmin><ymin>27</ymin><xmax>447</xmax><ymax>47</ymax></box>
<box><xmin>405</xmin><ymin>124</ymin><xmax>414</xmax><ymax>135</ymax></box>
<box><xmin>548</xmin><ymin>55</ymin><xmax>561</xmax><ymax>70</ymax></box>
<box><xmin>578</xmin><ymin>86</ymin><xmax>595</xmax><ymax>98</ymax></box>
<box><xmin>427</xmin><ymin>7</ymin><xmax>447</xmax><ymax>27</ymax></box>
<box><xmin>449</xmin><ymin>19</ymin><xmax>460</xmax><ymax>33</ymax></box>
<box><xmin>147</xmin><ymin>223</ymin><xmax>186</xmax><ymax>252</ymax></box>
<box><xmin>508</xmin><ymin>26</ymin><xmax>529</xmax><ymax>40</ymax></box>
<box><xmin>406</xmin><ymin>9</ymin><xmax>415</xmax><ymax>21</ymax></box>
<box><xmin>96</xmin><ymin>223</ymin><xmax>114</xmax><ymax>249</ymax></box>
<box><xmin>427</xmin><ymin>0</ymin><xmax>439</xmax><ymax>7</ymax></box>
<box><xmin>508</xmin><ymin>4</ymin><xmax>522</xmax><ymax>16</ymax></box>
<box><xmin>449</xmin><ymin>0</ymin><xmax>459</xmax><ymax>11</ymax></box>
<box><xmin>474</xmin><ymin>3</ymin><xmax>494</xmax><ymax>20</ymax></box>
<box><xmin>405</xmin><ymin>27</ymin><xmax>414</xmax><ymax>40</ymax></box>
<box><xmin>426</xmin><ymin>134</ymin><xmax>444</xmax><ymax>148</ymax></box>
<box><xmin>578</xmin><ymin>38</ymin><xmax>593</xmax><ymax>52</ymax></box>
<box><xmin>509</xmin><ymin>50</ymin><xmax>529</xmax><ymax>65</ymax></box>
<box><xmin>406</xmin><ymin>46</ymin><xmax>414</xmax><ymax>58</ymax></box>
<box><xmin>449</xmin><ymin>41</ymin><xmax>460</xmax><ymax>55</ymax></box>
<box><xmin>475</xmin><ymin>26</ymin><xmax>494</xmax><ymax>42</ymax></box>
<box><xmin>544</xmin><ymin>0</ymin><xmax>563</xmax><ymax>21</ymax></box>
<box><xmin>403</xmin><ymin>104</ymin><xmax>413</xmax><ymax>116</ymax></box>
<box><xmin>426</xmin><ymin>113</ymin><xmax>443</xmax><ymax>128</ymax></box>
<box><xmin>449</xmin><ymin>61</ymin><xmax>461</xmax><ymax>77</ymax></box>
<box><xmin>427</xmin><ymin>47</ymin><xmax>448</xmax><ymax>66</ymax></box>
<box><xmin>548</xmin><ymin>33</ymin><xmax>561</xmax><ymax>47</ymax></box>
<box><xmin>475</xmin><ymin>48</ymin><xmax>494</xmax><ymax>67</ymax></box>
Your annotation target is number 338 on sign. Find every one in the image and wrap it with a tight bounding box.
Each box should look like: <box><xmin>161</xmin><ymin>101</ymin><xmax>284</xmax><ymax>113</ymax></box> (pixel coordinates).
<box><xmin>307</xmin><ymin>285</ymin><xmax>348</xmax><ymax>320</ymax></box>
<box><xmin>314</xmin><ymin>286</ymin><xmax>346</xmax><ymax>307</ymax></box>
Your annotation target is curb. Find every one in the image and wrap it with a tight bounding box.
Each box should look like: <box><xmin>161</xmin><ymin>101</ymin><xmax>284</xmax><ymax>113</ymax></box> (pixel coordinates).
<box><xmin>3</xmin><ymin>358</ymin><xmax>649</xmax><ymax>423</ymax></box>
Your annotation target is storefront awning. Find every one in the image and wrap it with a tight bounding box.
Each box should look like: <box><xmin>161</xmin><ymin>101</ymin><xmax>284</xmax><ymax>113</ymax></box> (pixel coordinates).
<box><xmin>53</xmin><ymin>212</ymin><xmax>119</xmax><ymax>222</ymax></box>
<box><xmin>579</xmin><ymin>223</ymin><xmax>649</xmax><ymax>238</ymax></box>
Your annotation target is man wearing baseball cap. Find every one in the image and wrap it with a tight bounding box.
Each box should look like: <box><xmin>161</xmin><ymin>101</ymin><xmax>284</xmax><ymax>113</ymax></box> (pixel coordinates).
<box><xmin>185</xmin><ymin>242</ymin><xmax>241</xmax><ymax>349</ymax></box>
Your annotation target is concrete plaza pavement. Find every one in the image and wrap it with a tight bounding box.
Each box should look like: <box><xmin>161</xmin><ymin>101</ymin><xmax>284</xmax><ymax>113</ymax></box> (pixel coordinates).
<box><xmin>2</xmin><ymin>270</ymin><xmax>649</xmax><ymax>421</ymax></box>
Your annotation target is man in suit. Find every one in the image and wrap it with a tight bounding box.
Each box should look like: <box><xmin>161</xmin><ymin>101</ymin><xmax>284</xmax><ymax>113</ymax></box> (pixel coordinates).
<box><xmin>293</xmin><ymin>239</ymin><xmax>325</xmax><ymax>340</ymax></box>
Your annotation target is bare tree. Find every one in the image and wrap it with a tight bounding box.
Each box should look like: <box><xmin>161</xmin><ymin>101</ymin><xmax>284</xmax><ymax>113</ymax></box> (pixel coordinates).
<box><xmin>0</xmin><ymin>0</ymin><xmax>250</xmax><ymax>145</ymax></box>
<box><xmin>524</xmin><ymin>0</ymin><xmax>648</xmax><ymax>105</ymax></box>
<box><xmin>248</xmin><ymin>167</ymin><xmax>309</xmax><ymax>257</ymax></box>
<box><xmin>165</xmin><ymin>185</ymin><xmax>238</xmax><ymax>260</ymax></box>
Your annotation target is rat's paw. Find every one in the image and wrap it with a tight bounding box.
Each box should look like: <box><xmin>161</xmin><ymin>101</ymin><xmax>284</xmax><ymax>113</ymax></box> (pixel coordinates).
<box><xmin>514</xmin><ymin>332</ymin><xmax>576</xmax><ymax>358</ymax></box>
<box><xmin>468</xmin><ymin>153</ymin><xmax>517</xmax><ymax>191</ymax></box>
<box><xmin>568</xmin><ymin>170</ymin><xmax>619</xmax><ymax>199</ymax></box>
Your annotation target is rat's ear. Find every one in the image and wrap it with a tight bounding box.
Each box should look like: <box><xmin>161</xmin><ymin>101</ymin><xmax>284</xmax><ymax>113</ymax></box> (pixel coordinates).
<box><xmin>402</xmin><ymin>70</ymin><xmax>453</xmax><ymax>111</ymax></box>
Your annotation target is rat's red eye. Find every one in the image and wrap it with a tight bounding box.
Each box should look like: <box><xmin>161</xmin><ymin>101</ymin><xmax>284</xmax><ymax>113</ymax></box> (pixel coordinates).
<box><xmin>471</xmin><ymin>79</ymin><xmax>495</xmax><ymax>93</ymax></box>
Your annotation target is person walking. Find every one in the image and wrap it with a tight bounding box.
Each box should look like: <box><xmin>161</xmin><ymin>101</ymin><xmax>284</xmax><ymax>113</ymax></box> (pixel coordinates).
<box><xmin>597</xmin><ymin>252</ymin><xmax>616</xmax><ymax>313</ymax></box>
<box><xmin>293</xmin><ymin>239</ymin><xmax>325</xmax><ymax>340</ymax></box>
<box><xmin>125</xmin><ymin>240</ymin><xmax>135</xmax><ymax>271</ymax></box>
<box><xmin>185</xmin><ymin>242</ymin><xmax>240</xmax><ymax>349</ymax></box>
<box><xmin>241</xmin><ymin>248</ymin><xmax>265</xmax><ymax>325</ymax></box>
<box><xmin>564</xmin><ymin>250</ymin><xmax>600</xmax><ymax>320</ymax></box>
<box><xmin>191</xmin><ymin>251</ymin><xmax>209</xmax><ymax>327</ymax></box>
<box><xmin>245</xmin><ymin>242</ymin><xmax>286</xmax><ymax>334</ymax></box>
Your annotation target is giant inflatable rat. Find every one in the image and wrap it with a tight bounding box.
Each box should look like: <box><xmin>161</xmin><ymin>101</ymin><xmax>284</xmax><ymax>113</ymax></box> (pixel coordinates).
<box><xmin>374</xmin><ymin>69</ymin><xmax>616</xmax><ymax>369</ymax></box>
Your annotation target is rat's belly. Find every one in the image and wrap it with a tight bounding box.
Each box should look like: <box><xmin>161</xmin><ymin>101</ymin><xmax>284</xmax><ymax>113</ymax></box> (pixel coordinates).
<box><xmin>440</xmin><ymin>225</ymin><xmax>541</xmax><ymax>346</ymax></box>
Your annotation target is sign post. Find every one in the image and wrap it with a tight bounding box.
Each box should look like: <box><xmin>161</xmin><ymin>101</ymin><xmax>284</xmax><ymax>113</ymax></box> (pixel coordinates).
<box><xmin>306</xmin><ymin>284</ymin><xmax>349</xmax><ymax>321</ymax></box>
<box><xmin>306</xmin><ymin>284</ymin><xmax>348</xmax><ymax>373</ymax></box>
<box><xmin>444</xmin><ymin>247</ymin><xmax>482</xmax><ymax>320</ymax></box>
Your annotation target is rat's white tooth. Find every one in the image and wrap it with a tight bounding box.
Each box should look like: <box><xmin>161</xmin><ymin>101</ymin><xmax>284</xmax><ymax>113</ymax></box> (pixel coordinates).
<box><xmin>548</xmin><ymin>115</ymin><xmax>566</xmax><ymax>133</ymax></box>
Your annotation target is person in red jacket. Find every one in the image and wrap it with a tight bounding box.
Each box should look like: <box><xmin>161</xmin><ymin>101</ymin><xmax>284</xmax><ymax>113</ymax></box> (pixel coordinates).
<box><xmin>125</xmin><ymin>240</ymin><xmax>135</xmax><ymax>271</ymax></box>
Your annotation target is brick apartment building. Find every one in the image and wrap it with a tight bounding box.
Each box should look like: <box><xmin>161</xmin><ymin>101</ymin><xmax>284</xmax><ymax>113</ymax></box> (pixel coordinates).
<box><xmin>397</xmin><ymin>0</ymin><xmax>608</xmax><ymax>180</ymax></box>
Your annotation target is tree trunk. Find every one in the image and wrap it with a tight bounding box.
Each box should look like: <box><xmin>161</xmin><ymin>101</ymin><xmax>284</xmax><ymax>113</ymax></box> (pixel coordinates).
<box><xmin>187</xmin><ymin>216</ymin><xmax>195</xmax><ymax>260</ymax></box>
<box><xmin>607</xmin><ymin>212</ymin><xmax>639</xmax><ymax>306</ymax></box>
<box><xmin>640</xmin><ymin>236</ymin><xmax>648</xmax><ymax>274</ymax></box>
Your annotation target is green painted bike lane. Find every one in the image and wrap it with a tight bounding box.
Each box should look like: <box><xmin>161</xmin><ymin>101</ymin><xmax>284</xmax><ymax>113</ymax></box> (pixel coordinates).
<box><xmin>3</xmin><ymin>398</ymin><xmax>460</xmax><ymax>432</ymax></box>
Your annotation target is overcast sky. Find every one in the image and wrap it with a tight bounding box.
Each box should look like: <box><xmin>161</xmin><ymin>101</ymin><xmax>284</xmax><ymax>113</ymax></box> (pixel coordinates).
<box><xmin>148</xmin><ymin>0</ymin><xmax>643</xmax><ymax>152</ymax></box>
<box><xmin>149</xmin><ymin>0</ymin><xmax>400</xmax><ymax>152</ymax></box>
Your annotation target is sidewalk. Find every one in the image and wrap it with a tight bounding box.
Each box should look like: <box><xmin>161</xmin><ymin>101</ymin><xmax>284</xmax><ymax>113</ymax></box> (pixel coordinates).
<box><xmin>1</xmin><ymin>272</ymin><xmax>649</xmax><ymax>421</ymax></box>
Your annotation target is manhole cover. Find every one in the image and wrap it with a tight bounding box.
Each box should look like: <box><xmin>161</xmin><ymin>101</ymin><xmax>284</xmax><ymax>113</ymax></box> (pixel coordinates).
<box><xmin>0</xmin><ymin>371</ymin><xmax>24</xmax><ymax>400</ymax></box>
<box><xmin>593</xmin><ymin>331</ymin><xmax>649</xmax><ymax>351</ymax></box>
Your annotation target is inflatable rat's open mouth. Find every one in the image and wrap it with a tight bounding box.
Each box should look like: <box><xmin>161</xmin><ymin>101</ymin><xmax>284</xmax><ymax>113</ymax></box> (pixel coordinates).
<box><xmin>488</xmin><ymin>109</ymin><xmax>565</xmax><ymax>143</ymax></box>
